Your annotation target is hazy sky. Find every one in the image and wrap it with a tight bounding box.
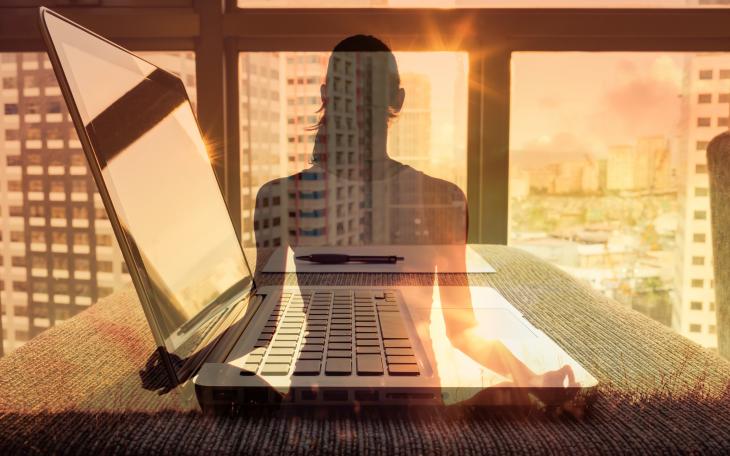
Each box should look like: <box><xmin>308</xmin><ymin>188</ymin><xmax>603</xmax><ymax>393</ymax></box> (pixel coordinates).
<box><xmin>510</xmin><ymin>52</ymin><xmax>687</xmax><ymax>165</ymax></box>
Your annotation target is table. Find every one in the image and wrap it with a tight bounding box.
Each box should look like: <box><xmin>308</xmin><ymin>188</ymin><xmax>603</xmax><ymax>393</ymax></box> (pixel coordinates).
<box><xmin>1</xmin><ymin>245</ymin><xmax>728</xmax><ymax>453</ymax></box>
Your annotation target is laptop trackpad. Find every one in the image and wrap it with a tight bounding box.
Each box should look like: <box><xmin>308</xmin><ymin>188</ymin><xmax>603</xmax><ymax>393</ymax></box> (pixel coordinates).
<box><xmin>440</xmin><ymin>308</ymin><xmax>538</xmax><ymax>340</ymax></box>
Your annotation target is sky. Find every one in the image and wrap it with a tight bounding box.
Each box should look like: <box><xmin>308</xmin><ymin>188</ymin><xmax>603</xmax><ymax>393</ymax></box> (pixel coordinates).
<box><xmin>510</xmin><ymin>52</ymin><xmax>689</xmax><ymax>167</ymax></box>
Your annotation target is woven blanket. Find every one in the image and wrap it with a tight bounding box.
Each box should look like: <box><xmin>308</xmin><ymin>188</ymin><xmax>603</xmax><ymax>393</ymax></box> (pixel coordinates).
<box><xmin>1</xmin><ymin>245</ymin><xmax>728</xmax><ymax>454</ymax></box>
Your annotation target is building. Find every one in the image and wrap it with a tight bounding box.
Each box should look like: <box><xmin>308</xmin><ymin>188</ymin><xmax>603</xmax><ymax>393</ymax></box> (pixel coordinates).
<box><xmin>674</xmin><ymin>52</ymin><xmax>729</xmax><ymax>348</ymax></box>
<box><xmin>605</xmin><ymin>137</ymin><xmax>671</xmax><ymax>193</ymax></box>
<box><xmin>635</xmin><ymin>136</ymin><xmax>671</xmax><ymax>192</ymax></box>
<box><xmin>606</xmin><ymin>144</ymin><xmax>636</xmax><ymax>191</ymax></box>
<box><xmin>239</xmin><ymin>52</ymin><xmax>286</xmax><ymax>248</ymax></box>
<box><xmin>0</xmin><ymin>51</ymin><xmax>196</xmax><ymax>356</ymax></box>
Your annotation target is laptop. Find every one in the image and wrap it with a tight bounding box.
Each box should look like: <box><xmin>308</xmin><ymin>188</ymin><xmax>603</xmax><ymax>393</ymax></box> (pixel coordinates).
<box><xmin>39</xmin><ymin>7</ymin><xmax>598</xmax><ymax>413</ymax></box>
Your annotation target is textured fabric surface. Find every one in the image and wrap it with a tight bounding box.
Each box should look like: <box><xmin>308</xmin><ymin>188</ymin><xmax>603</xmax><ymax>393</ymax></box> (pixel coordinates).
<box><xmin>1</xmin><ymin>245</ymin><xmax>728</xmax><ymax>454</ymax></box>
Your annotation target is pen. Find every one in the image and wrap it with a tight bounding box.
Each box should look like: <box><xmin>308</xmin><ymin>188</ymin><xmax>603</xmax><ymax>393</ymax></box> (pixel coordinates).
<box><xmin>295</xmin><ymin>254</ymin><xmax>405</xmax><ymax>264</ymax></box>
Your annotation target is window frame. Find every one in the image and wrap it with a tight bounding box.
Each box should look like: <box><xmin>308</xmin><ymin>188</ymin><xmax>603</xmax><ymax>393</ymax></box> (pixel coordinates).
<box><xmin>2</xmin><ymin>2</ymin><xmax>730</xmax><ymax>243</ymax></box>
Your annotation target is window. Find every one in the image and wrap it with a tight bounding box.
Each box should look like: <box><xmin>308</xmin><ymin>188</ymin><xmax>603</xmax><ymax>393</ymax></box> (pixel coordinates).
<box><xmin>74</xmin><ymin>232</ymin><xmax>89</xmax><ymax>245</ymax></box>
<box><xmin>2</xmin><ymin>76</ymin><xmax>16</xmax><ymax>89</ymax></box>
<box><xmin>51</xmin><ymin>231</ymin><xmax>67</xmax><ymax>245</ymax></box>
<box><xmin>71</xmin><ymin>206</ymin><xmax>88</xmax><ymax>220</ymax></box>
<box><xmin>509</xmin><ymin>51</ymin><xmax>725</xmax><ymax>350</ymax></box>
<box><xmin>75</xmin><ymin>258</ymin><xmax>90</xmax><ymax>272</ymax></box>
<box><xmin>689</xmin><ymin>324</ymin><xmax>702</xmax><ymax>333</ymax></box>
<box><xmin>50</xmin><ymin>180</ymin><xmax>65</xmax><ymax>193</ymax></box>
<box><xmin>50</xmin><ymin>207</ymin><xmax>65</xmax><ymax>219</ymax></box>
<box><xmin>239</xmin><ymin>51</ymin><xmax>468</xmax><ymax>247</ymax></box>
<box><xmin>52</xmin><ymin>256</ymin><xmax>69</xmax><ymax>271</ymax></box>
<box><xmin>5</xmin><ymin>129</ymin><xmax>19</xmax><ymax>141</ymax></box>
<box><xmin>28</xmin><ymin>203</ymin><xmax>46</xmax><ymax>217</ymax></box>
<box><xmin>96</xmin><ymin>234</ymin><xmax>112</xmax><ymax>246</ymax></box>
<box><xmin>71</xmin><ymin>180</ymin><xmax>86</xmax><ymax>193</ymax></box>
<box><xmin>30</xmin><ymin>230</ymin><xmax>45</xmax><ymax>243</ymax></box>
<box><xmin>720</xmin><ymin>69</ymin><xmax>730</xmax><ymax>79</ymax></box>
<box><xmin>690</xmin><ymin>301</ymin><xmax>703</xmax><ymax>310</ymax></box>
<box><xmin>4</xmin><ymin>103</ymin><xmax>18</xmax><ymax>115</ymax></box>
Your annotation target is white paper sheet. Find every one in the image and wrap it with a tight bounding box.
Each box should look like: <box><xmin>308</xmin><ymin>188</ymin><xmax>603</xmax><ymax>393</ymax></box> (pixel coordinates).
<box><xmin>261</xmin><ymin>245</ymin><xmax>495</xmax><ymax>273</ymax></box>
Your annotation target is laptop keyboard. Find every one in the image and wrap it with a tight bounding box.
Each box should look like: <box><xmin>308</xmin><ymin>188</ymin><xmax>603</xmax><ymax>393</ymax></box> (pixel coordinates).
<box><xmin>239</xmin><ymin>290</ymin><xmax>420</xmax><ymax>377</ymax></box>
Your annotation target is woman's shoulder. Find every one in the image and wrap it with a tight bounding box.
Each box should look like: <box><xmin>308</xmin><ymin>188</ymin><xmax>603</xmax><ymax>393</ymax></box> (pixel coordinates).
<box><xmin>395</xmin><ymin>163</ymin><xmax>466</xmax><ymax>202</ymax></box>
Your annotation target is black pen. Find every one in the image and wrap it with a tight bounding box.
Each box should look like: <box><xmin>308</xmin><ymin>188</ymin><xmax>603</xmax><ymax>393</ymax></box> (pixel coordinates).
<box><xmin>295</xmin><ymin>254</ymin><xmax>405</xmax><ymax>264</ymax></box>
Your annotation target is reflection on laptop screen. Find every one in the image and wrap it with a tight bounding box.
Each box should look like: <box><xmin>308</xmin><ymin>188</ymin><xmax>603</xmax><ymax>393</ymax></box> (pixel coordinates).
<box><xmin>43</xmin><ymin>12</ymin><xmax>251</xmax><ymax>348</ymax></box>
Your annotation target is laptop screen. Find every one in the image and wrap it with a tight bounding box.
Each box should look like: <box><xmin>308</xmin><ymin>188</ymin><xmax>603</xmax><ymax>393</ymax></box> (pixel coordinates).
<box><xmin>42</xmin><ymin>11</ymin><xmax>253</xmax><ymax>351</ymax></box>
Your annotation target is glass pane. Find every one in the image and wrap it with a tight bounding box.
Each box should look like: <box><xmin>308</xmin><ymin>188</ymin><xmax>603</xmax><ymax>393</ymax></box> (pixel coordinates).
<box><xmin>238</xmin><ymin>0</ymin><xmax>730</xmax><ymax>8</ymax></box>
<box><xmin>238</xmin><ymin>51</ymin><xmax>468</xmax><ymax>249</ymax></box>
<box><xmin>509</xmin><ymin>51</ymin><xmax>724</xmax><ymax>349</ymax></box>
<box><xmin>0</xmin><ymin>51</ymin><xmax>196</xmax><ymax>357</ymax></box>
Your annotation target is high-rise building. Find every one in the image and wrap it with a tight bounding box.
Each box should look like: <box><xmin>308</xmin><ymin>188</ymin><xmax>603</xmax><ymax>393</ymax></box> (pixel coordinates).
<box><xmin>239</xmin><ymin>53</ymin><xmax>286</xmax><ymax>249</ymax></box>
<box><xmin>607</xmin><ymin>144</ymin><xmax>636</xmax><ymax>191</ymax></box>
<box><xmin>0</xmin><ymin>51</ymin><xmax>196</xmax><ymax>356</ymax></box>
<box><xmin>635</xmin><ymin>136</ymin><xmax>671</xmax><ymax>192</ymax></box>
<box><xmin>675</xmin><ymin>52</ymin><xmax>729</xmax><ymax>348</ymax></box>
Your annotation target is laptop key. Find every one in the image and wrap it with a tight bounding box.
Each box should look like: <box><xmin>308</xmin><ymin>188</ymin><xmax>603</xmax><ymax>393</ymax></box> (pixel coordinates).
<box><xmin>293</xmin><ymin>360</ymin><xmax>321</xmax><ymax>376</ymax></box>
<box><xmin>301</xmin><ymin>344</ymin><xmax>324</xmax><ymax>352</ymax></box>
<box><xmin>246</xmin><ymin>354</ymin><xmax>264</xmax><ymax>363</ymax></box>
<box><xmin>385</xmin><ymin>348</ymin><xmax>414</xmax><ymax>356</ymax></box>
<box><xmin>357</xmin><ymin>354</ymin><xmax>384</xmax><ymax>375</ymax></box>
<box><xmin>262</xmin><ymin>364</ymin><xmax>290</xmax><ymax>376</ymax></box>
<box><xmin>269</xmin><ymin>347</ymin><xmax>295</xmax><ymax>356</ymax></box>
<box><xmin>329</xmin><ymin>336</ymin><xmax>352</xmax><ymax>343</ymax></box>
<box><xmin>272</xmin><ymin>340</ymin><xmax>297</xmax><ymax>348</ymax></box>
<box><xmin>356</xmin><ymin>346</ymin><xmax>381</xmax><ymax>354</ymax></box>
<box><xmin>356</xmin><ymin>338</ymin><xmax>380</xmax><ymax>346</ymax></box>
<box><xmin>327</xmin><ymin>350</ymin><xmax>351</xmax><ymax>358</ymax></box>
<box><xmin>387</xmin><ymin>364</ymin><xmax>419</xmax><ymax>376</ymax></box>
<box><xmin>304</xmin><ymin>337</ymin><xmax>325</xmax><ymax>345</ymax></box>
<box><xmin>325</xmin><ymin>358</ymin><xmax>352</xmax><ymax>375</ymax></box>
<box><xmin>329</xmin><ymin>343</ymin><xmax>352</xmax><ymax>351</ymax></box>
<box><xmin>267</xmin><ymin>355</ymin><xmax>293</xmax><ymax>364</ymax></box>
<box><xmin>298</xmin><ymin>351</ymin><xmax>323</xmax><ymax>360</ymax></box>
<box><xmin>383</xmin><ymin>340</ymin><xmax>410</xmax><ymax>348</ymax></box>
<box><xmin>240</xmin><ymin>363</ymin><xmax>259</xmax><ymax>376</ymax></box>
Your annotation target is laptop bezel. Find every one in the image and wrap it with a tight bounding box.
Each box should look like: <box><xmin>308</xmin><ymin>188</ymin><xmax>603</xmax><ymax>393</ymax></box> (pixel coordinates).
<box><xmin>37</xmin><ymin>7</ymin><xmax>259</xmax><ymax>387</ymax></box>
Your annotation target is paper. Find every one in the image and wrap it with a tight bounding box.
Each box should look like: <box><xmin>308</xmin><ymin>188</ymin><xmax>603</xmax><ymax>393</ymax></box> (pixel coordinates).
<box><xmin>261</xmin><ymin>245</ymin><xmax>495</xmax><ymax>273</ymax></box>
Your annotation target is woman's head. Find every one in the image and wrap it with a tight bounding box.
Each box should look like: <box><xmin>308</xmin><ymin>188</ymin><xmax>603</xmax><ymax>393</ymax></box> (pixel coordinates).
<box><xmin>312</xmin><ymin>35</ymin><xmax>405</xmax><ymax>165</ymax></box>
